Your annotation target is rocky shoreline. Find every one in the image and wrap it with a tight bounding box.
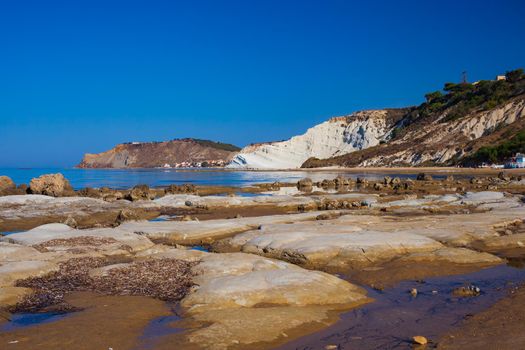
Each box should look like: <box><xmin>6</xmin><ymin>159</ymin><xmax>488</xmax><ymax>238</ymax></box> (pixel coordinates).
<box><xmin>1</xmin><ymin>171</ymin><xmax>525</xmax><ymax>349</ymax></box>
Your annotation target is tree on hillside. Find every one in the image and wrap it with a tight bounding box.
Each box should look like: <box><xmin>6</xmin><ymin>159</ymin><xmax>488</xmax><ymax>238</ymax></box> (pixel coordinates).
<box><xmin>506</xmin><ymin>68</ymin><xmax>524</xmax><ymax>83</ymax></box>
<box><xmin>424</xmin><ymin>91</ymin><xmax>443</xmax><ymax>102</ymax></box>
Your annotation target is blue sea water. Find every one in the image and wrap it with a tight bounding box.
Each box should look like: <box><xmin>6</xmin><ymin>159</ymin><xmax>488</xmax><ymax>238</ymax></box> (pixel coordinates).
<box><xmin>0</xmin><ymin>168</ymin><xmax>426</xmax><ymax>190</ymax></box>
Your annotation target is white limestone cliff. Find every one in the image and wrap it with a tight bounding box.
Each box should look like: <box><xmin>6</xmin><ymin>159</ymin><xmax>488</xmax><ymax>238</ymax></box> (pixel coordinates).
<box><xmin>228</xmin><ymin>110</ymin><xmax>390</xmax><ymax>169</ymax></box>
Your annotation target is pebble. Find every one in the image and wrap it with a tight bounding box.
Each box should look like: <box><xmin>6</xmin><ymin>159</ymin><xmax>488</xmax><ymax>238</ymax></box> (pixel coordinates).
<box><xmin>325</xmin><ymin>345</ymin><xmax>338</xmax><ymax>350</ymax></box>
<box><xmin>412</xmin><ymin>335</ymin><xmax>428</xmax><ymax>345</ymax></box>
<box><xmin>410</xmin><ymin>288</ymin><xmax>418</xmax><ymax>297</ymax></box>
<box><xmin>452</xmin><ymin>285</ymin><xmax>481</xmax><ymax>297</ymax></box>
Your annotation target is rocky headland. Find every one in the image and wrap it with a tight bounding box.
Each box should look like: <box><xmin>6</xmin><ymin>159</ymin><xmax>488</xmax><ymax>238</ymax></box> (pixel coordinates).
<box><xmin>77</xmin><ymin>138</ymin><xmax>240</xmax><ymax>168</ymax></box>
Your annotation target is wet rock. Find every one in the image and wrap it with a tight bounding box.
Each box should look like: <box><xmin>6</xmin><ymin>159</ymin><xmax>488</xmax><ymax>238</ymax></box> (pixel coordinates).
<box><xmin>452</xmin><ymin>285</ymin><xmax>481</xmax><ymax>297</ymax></box>
<box><xmin>334</xmin><ymin>176</ymin><xmax>349</xmax><ymax>187</ymax></box>
<box><xmin>29</xmin><ymin>173</ymin><xmax>74</xmax><ymax>197</ymax></box>
<box><xmin>446</xmin><ymin>175</ymin><xmax>455</xmax><ymax>182</ymax></box>
<box><xmin>125</xmin><ymin>184</ymin><xmax>154</xmax><ymax>201</ymax></box>
<box><xmin>412</xmin><ymin>335</ymin><xmax>428</xmax><ymax>345</ymax></box>
<box><xmin>383</xmin><ymin>176</ymin><xmax>392</xmax><ymax>185</ymax></box>
<box><xmin>320</xmin><ymin>179</ymin><xmax>336</xmax><ymax>189</ymax></box>
<box><xmin>416</xmin><ymin>173</ymin><xmax>432</xmax><ymax>181</ymax></box>
<box><xmin>356</xmin><ymin>177</ymin><xmax>368</xmax><ymax>185</ymax></box>
<box><xmin>373</xmin><ymin>183</ymin><xmax>384</xmax><ymax>191</ymax></box>
<box><xmin>297</xmin><ymin>178</ymin><xmax>313</xmax><ymax>190</ymax></box>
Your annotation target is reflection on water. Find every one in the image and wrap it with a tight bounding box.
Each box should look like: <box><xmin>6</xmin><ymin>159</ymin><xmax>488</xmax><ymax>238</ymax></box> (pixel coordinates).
<box><xmin>0</xmin><ymin>312</ymin><xmax>71</xmax><ymax>332</ymax></box>
<box><xmin>0</xmin><ymin>168</ymin><xmax>438</xmax><ymax>190</ymax></box>
<box><xmin>0</xmin><ymin>231</ymin><xmax>24</xmax><ymax>236</ymax></box>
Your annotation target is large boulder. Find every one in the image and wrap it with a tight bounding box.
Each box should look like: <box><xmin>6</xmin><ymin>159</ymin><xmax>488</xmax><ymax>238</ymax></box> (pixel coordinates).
<box><xmin>29</xmin><ymin>173</ymin><xmax>74</xmax><ymax>197</ymax></box>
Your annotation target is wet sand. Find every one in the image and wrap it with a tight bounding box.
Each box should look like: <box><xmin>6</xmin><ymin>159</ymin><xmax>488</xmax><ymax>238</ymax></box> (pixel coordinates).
<box><xmin>0</xmin><ymin>292</ymin><xmax>173</xmax><ymax>350</ymax></box>
<box><xmin>438</xmin><ymin>282</ymin><xmax>525</xmax><ymax>349</ymax></box>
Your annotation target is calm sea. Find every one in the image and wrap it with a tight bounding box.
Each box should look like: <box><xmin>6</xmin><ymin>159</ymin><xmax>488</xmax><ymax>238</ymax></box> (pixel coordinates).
<box><xmin>0</xmin><ymin>168</ymin><xmax>422</xmax><ymax>190</ymax></box>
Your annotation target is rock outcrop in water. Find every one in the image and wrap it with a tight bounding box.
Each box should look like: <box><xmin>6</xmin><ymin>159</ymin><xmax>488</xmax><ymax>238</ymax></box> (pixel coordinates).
<box><xmin>77</xmin><ymin>138</ymin><xmax>240</xmax><ymax>168</ymax></box>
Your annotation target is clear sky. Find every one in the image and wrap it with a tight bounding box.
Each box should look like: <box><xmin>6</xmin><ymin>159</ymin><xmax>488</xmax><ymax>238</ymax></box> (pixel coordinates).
<box><xmin>1</xmin><ymin>0</ymin><xmax>524</xmax><ymax>167</ymax></box>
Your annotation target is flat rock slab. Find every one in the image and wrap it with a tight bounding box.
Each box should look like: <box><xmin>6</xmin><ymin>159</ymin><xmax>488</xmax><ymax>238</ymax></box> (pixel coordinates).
<box><xmin>332</xmin><ymin>209</ymin><xmax>525</xmax><ymax>246</ymax></box>
<box><xmin>382</xmin><ymin>191</ymin><xmax>519</xmax><ymax>210</ymax></box>
<box><xmin>0</xmin><ymin>242</ymin><xmax>50</xmax><ymax>262</ymax></box>
<box><xmin>0</xmin><ymin>195</ymin><xmax>124</xmax><ymax>220</ymax></box>
<box><xmin>237</xmin><ymin>223</ymin><xmax>443</xmax><ymax>269</ymax></box>
<box><xmin>2</xmin><ymin>223</ymin><xmax>154</xmax><ymax>255</ymax></box>
<box><xmin>149</xmin><ymin>193</ymin><xmax>377</xmax><ymax>209</ymax></box>
<box><xmin>118</xmin><ymin>211</ymin><xmax>346</xmax><ymax>244</ymax></box>
<box><xmin>175</xmin><ymin>251</ymin><xmax>368</xmax><ymax>349</ymax></box>
<box><xmin>0</xmin><ymin>260</ymin><xmax>58</xmax><ymax>287</ymax></box>
<box><xmin>396</xmin><ymin>247</ymin><xmax>502</xmax><ymax>265</ymax></box>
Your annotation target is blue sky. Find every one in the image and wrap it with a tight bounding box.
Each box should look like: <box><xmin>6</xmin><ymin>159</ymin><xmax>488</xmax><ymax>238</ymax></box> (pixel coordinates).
<box><xmin>1</xmin><ymin>0</ymin><xmax>524</xmax><ymax>167</ymax></box>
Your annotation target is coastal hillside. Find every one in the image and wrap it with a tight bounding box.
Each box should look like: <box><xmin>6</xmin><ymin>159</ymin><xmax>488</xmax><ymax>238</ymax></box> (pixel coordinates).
<box><xmin>77</xmin><ymin>138</ymin><xmax>240</xmax><ymax>168</ymax></box>
<box><xmin>229</xmin><ymin>68</ymin><xmax>525</xmax><ymax>169</ymax></box>
<box><xmin>303</xmin><ymin>69</ymin><xmax>525</xmax><ymax>168</ymax></box>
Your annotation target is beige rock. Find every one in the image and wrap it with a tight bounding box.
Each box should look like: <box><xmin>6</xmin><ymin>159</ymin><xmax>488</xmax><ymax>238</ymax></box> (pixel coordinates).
<box><xmin>118</xmin><ymin>211</ymin><xmax>347</xmax><ymax>245</ymax></box>
<box><xmin>134</xmin><ymin>245</ymin><xmax>207</xmax><ymax>262</ymax></box>
<box><xmin>182</xmin><ymin>252</ymin><xmax>368</xmax><ymax>313</ymax></box>
<box><xmin>0</xmin><ymin>260</ymin><xmax>58</xmax><ymax>287</ymax></box>
<box><xmin>29</xmin><ymin>173</ymin><xmax>74</xmax><ymax>197</ymax></box>
<box><xmin>413</xmin><ymin>335</ymin><xmax>428</xmax><ymax>345</ymax></box>
<box><xmin>0</xmin><ymin>286</ymin><xmax>33</xmax><ymax>308</ymax></box>
<box><xmin>2</xmin><ymin>223</ymin><xmax>154</xmax><ymax>255</ymax></box>
<box><xmin>237</xmin><ymin>222</ymin><xmax>443</xmax><ymax>269</ymax></box>
<box><xmin>397</xmin><ymin>247</ymin><xmax>502</xmax><ymax>265</ymax></box>
<box><xmin>186</xmin><ymin>306</ymin><xmax>338</xmax><ymax>350</ymax></box>
<box><xmin>0</xmin><ymin>242</ymin><xmax>49</xmax><ymax>262</ymax></box>
<box><xmin>179</xmin><ymin>252</ymin><xmax>368</xmax><ymax>349</ymax></box>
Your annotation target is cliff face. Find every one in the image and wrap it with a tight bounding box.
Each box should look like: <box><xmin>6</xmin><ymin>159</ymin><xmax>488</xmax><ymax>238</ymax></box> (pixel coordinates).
<box><xmin>227</xmin><ymin>109</ymin><xmax>408</xmax><ymax>169</ymax></box>
<box><xmin>77</xmin><ymin>139</ymin><xmax>239</xmax><ymax>168</ymax></box>
<box><xmin>302</xmin><ymin>97</ymin><xmax>525</xmax><ymax>168</ymax></box>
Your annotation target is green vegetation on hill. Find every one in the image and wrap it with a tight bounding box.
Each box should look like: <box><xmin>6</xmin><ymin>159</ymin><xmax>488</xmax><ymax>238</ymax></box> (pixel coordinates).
<box><xmin>464</xmin><ymin>130</ymin><xmax>525</xmax><ymax>165</ymax></box>
<box><xmin>392</xmin><ymin>68</ymin><xmax>525</xmax><ymax>140</ymax></box>
<box><xmin>191</xmin><ymin>139</ymin><xmax>241</xmax><ymax>152</ymax></box>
